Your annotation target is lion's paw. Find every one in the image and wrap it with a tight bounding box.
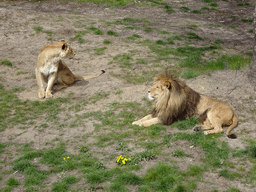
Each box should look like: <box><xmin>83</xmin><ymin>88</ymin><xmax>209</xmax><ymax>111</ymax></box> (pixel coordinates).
<box><xmin>204</xmin><ymin>131</ymin><xmax>209</xmax><ymax>135</ymax></box>
<box><xmin>132</xmin><ymin>121</ymin><xmax>142</xmax><ymax>126</ymax></box>
<box><xmin>193</xmin><ymin>126</ymin><xmax>202</xmax><ymax>132</ymax></box>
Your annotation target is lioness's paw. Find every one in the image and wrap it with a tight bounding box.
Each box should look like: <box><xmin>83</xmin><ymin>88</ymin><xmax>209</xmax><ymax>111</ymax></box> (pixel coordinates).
<box><xmin>38</xmin><ymin>91</ymin><xmax>45</xmax><ymax>99</ymax></box>
<box><xmin>45</xmin><ymin>92</ymin><xmax>53</xmax><ymax>99</ymax></box>
<box><xmin>193</xmin><ymin>126</ymin><xmax>202</xmax><ymax>132</ymax></box>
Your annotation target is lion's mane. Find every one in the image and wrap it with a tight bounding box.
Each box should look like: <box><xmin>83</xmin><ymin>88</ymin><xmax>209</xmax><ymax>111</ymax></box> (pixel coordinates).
<box><xmin>151</xmin><ymin>74</ymin><xmax>201</xmax><ymax>125</ymax></box>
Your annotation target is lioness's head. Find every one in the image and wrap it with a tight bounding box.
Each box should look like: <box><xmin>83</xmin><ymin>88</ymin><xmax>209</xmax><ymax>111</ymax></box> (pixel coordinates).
<box><xmin>148</xmin><ymin>75</ymin><xmax>172</xmax><ymax>101</ymax></box>
<box><xmin>60</xmin><ymin>40</ymin><xmax>75</xmax><ymax>59</ymax></box>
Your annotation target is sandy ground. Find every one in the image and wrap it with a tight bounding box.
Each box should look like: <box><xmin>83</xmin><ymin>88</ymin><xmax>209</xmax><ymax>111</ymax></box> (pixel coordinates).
<box><xmin>0</xmin><ymin>0</ymin><xmax>256</xmax><ymax>191</ymax></box>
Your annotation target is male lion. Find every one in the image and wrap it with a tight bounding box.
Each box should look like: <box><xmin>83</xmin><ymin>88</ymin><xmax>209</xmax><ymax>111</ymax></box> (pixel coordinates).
<box><xmin>132</xmin><ymin>74</ymin><xmax>238</xmax><ymax>138</ymax></box>
<box><xmin>35</xmin><ymin>40</ymin><xmax>105</xmax><ymax>99</ymax></box>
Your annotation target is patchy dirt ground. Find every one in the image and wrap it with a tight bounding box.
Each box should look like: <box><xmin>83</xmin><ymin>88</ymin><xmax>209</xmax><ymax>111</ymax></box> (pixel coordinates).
<box><xmin>0</xmin><ymin>0</ymin><xmax>256</xmax><ymax>191</ymax></box>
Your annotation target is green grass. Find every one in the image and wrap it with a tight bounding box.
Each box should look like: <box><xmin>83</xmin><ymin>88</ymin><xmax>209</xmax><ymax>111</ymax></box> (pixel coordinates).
<box><xmin>70</xmin><ymin>31</ymin><xmax>88</xmax><ymax>43</ymax></box>
<box><xmin>172</xmin><ymin>149</ymin><xmax>192</xmax><ymax>157</ymax></box>
<box><xmin>240</xmin><ymin>18</ymin><xmax>253</xmax><ymax>22</ymax></box>
<box><xmin>0</xmin><ymin>85</ymin><xmax>69</xmax><ymax>132</ymax></box>
<box><xmin>191</xmin><ymin>10</ymin><xmax>201</xmax><ymax>14</ymax></box>
<box><xmin>180</xmin><ymin>54</ymin><xmax>251</xmax><ymax>71</ymax></box>
<box><xmin>201</xmin><ymin>6</ymin><xmax>210</xmax><ymax>10</ymax></box>
<box><xmin>180</xmin><ymin>7</ymin><xmax>190</xmax><ymax>12</ymax></box>
<box><xmin>6</xmin><ymin>177</ymin><xmax>20</xmax><ymax>187</ymax></box>
<box><xmin>88</xmin><ymin>26</ymin><xmax>104</xmax><ymax>35</ymax></box>
<box><xmin>209</xmin><ymin>2</ymin><xmax>218</xmax><ymax>7</ymax></box>
<box><xmin>219</xmin><ymin>169</ymin><xmax>242</xmax><ymax>180</ymax></box>
<box><xmin>128</xmin><ymin>34</ymin><xmax>142</xmax><ymax>40</ymax></box>
<box><xmin>1</xmin><ymin>59</ymin><xmax>12</xmax><ymax>66</ymax></box>
<box><xmin>103</xmin><ymin>39</ymin><xmax>112</xmax><ymax>44</ymax></box>
<box><xmin>181</xmin><ymin>69</ymin><xmax>201</xmax><ymax>79</ymax></box>
<box><xmin>169</xmin><ymin>132</ymin><xmax>230</xmax><ymax>168</ymax></box>
<box><xmin>165</xmin><ymin>5</ymin><xmax>175</xmax><ymax>14</ymax></box>
<box><xmin>187</xmin><ymin>32</ymin><xmax>204</xmax><ymax>40</ymax></box>
<box><xmin>94</xmin><ymin>46</ymin><xmax>107</xmax><ymax>55</ymax></box>
<box><xmin>32</xmin><ymin>26</ymin><xmax>43</xmax><ymax>33</ymax></box>
<box><xmin>107</xmin><ymin>30</ymin><xmax>119</xmax><ymax>36</ymax></box>
<box><xmin>171</xmin><ymin>117</ymin><xmax>200</xmax><ymax>129</ymax></box>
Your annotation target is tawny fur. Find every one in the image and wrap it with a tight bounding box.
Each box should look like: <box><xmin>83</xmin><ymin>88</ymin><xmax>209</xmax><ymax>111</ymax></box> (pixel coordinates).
<box><xmin>35</xmin><ymin>40</ymin><xmax>104</xmax><ymax>99</ymax></box>
<box><xmin>132</xmin><ymin>74</ymin><xmax>238</xmax><ymax>138</ymax></box>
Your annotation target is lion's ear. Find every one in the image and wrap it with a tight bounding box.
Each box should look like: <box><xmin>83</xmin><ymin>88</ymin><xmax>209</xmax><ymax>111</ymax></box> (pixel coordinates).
<box><xmin>154</xmin><ymin>77</ymin><xmax>159</xmax><ymax>81</ymax></box>
<box><xmin>165</xmin><ymin>81</ymin><xmax>171</xmax><ymax>89</ymax></box>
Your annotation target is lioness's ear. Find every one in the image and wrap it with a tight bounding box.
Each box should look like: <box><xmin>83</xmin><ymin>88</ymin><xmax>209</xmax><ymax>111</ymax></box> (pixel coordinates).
<box><xmin>61</xmin><ymin>39</ymin><xmax>66</xmax><ymax>42</ymax></box>
<box><xmin>62</xmin><ymin>43</ymin><xmax>68</xmax><ymax>50</ymax></box>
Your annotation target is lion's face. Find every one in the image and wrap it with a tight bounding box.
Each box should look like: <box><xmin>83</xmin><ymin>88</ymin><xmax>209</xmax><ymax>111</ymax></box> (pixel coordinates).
<box><xmin>61</xmin><ymin>42</ymin><xmax>75</xmax><ymax>59</ymax></box>
<box><xmin>148</xmin><ymin>78</ymin><xmax>171</xmax><ymax>101</ymax></box>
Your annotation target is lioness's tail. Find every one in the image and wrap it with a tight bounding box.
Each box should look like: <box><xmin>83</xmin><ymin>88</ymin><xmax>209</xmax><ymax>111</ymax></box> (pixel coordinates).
<box><xmin>74</xmin><ymin>70</ymin><xmax>105</xmax><ymax>81</ymax></box>
<box><xmin>226</xmin><ymin>114</ymin><xmax>238</xmax><ymax>139</ymax></box>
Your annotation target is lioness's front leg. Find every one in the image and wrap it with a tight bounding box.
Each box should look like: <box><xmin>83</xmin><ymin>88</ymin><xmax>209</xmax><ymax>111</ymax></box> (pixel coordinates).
<box><xmin>35</xmin><ymin>69</ymin><xmax>45</xmax><ymax>99</ymax></box>
<box><xmin>45</xmin><ymin>72</ymin><xmax>57</xmax><ymax>98</ymax></box>
<box><xmin>132</xmin><ymin>114</ymin><xmax>153</xmax><ymax>126</ymax></box>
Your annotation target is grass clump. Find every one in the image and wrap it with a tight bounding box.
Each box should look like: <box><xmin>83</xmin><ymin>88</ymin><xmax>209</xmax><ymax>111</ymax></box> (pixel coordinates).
<box><xmin>181</xmin><ymin>69</ymin><xmax>201</xmax><ymax>79</ymax></box>
<box><xmin>219</xmin><ymin>169</ymin><xmax>242</xmax><ymax>180</ymax></box>
<box><xmin>32</xmin><ymin>26</ymin><xmax>43</xmax><ymax>33</ymax></box>
<box><xmin>240</xmin><ymin>18</ymin><xmax>253</xmax><ymax>22</ymax></box>
<box><xmin>191</xmin><ymin>10</ymin><xmax>201</xmax><ymax>14</ymax></box>
<box><xmin>94</xmin><ymin>47</ymin><xmax>107</xmax><ymax>55</ymax></box>
<box><xmin>107</xmin><ymin>30</ymin><xmax>119</xmax><ymax>36</ymax></box>
<box><xmin>209</xmin><ymin>2</ymin><xmax>218</xmax><ymax>7</ymax></box>
<box><xmin>187</xmin><ymin>32</ymin><xmax>204</xmax><ymax>40</ymax></box>
<box><xmin>1</xmin><ymin>59</ymin><xmax>12</xmax><ymax>66</ymax></box>
<box><xmin>103</xmin><ymin>39</ymin><xmax>112</xmax><ymax>44</ymax></box>
<box><xmin>70</xmin><ymin>31</ymin><xmax>88</xmax><ymax>44</ymax></box>
<box><xmin>165</xmin><ymin>5</ymin><xmax>175</xmax><ymax>14</ymax></box>
<box><xmin>128</xmin><ymin>34</ymin><xmax>142</xmax><ymax>40</ymax></box>
<box><xmin>171</xmin><ymin>117</ymin><xmax>200</xmax><ymax>130</ymax></box>
<box><xmin>6</xmin><ymin>177</ymin><xmax>20</xmax><ymax>187</ymax></box>
<box><xmin>172</xmin><ymin>149</ymin><xmax>191</xmax><ymax>157</ymax></box>
<box><xmin>180</xmin><ymin>7</ymin><xmax>190</xmax><ymax>12</ymax></box>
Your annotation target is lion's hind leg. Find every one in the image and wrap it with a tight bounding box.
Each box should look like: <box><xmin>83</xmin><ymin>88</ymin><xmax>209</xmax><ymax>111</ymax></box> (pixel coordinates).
<box><xmin>203</xmin><ymin>118</ymin><xmax>224</xmax><ymax>135</ymax></box>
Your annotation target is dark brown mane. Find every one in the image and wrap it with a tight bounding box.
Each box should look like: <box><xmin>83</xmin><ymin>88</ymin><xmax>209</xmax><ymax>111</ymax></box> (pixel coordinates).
<box><xmin>151</xmin><ymin>74</ymin><xmax>201</xmax><ymax>125</ymax></box>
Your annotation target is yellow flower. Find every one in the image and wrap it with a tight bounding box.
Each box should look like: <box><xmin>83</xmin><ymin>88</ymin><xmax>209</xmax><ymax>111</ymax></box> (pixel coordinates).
<box><xmin>122</xmin><ymin>160</ymin><xmax>126</xmax><ymax>164</ymax></box>
<box><xmin>128</xmin><ymin>158</ymin><xmax>131</xmax><ymax>161</ymax></box>
<box><xmin>63</xmin><ymin>158</ymin><xmax>66</xmax><ymax>160</ymax></box>
<box><xmin>212</xmin><ymin>136</ymin><xmax>214</xmax><ymax>138</ymax></box>
<box><xmin>67</xmin><ymin>157</ymin><xmax>70</xmax><ymax>159</ymax></box>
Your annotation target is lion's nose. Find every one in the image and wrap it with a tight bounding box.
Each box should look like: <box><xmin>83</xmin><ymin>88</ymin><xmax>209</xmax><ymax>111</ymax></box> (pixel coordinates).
<box><xmin>148</xmin><ymin>90</ymin><xmax>150</xmax><ymax>93</ymax></box>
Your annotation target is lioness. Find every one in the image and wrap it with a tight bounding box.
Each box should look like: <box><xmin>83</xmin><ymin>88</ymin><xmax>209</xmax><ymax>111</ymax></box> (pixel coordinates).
<box><xmin>132</xmin><ymin>74</ymin><xmax>238</xmax><ymax>138</ymax></box>
<box><xmin>35</xmin><ymin>40</ymin><xmax>104</xmax><ymax>99</ymax></box>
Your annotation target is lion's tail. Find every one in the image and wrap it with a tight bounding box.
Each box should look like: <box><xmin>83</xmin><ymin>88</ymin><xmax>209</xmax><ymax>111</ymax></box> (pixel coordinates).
<box><xmin>74</xmin><ymin>70</ymin><xmax>105</xmax><ymax>81</ymax></box>
<box><xmin>226</xmin><ymin>114</ymin><xmax>238</xmax><ymax>139</ymax></box>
